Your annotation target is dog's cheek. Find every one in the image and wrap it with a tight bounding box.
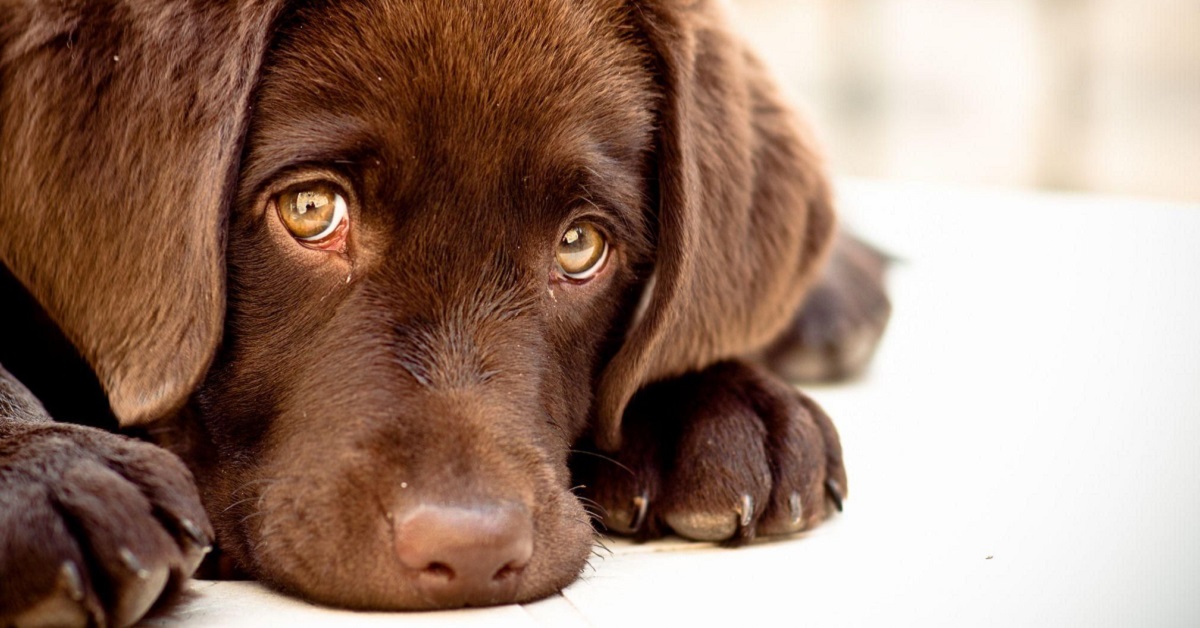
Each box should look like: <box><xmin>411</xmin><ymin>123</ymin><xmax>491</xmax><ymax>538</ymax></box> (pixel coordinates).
<box><xmin>546</xmin><ymin>264</ymin><xmax>649</xmax><ymax>420</ymax></box>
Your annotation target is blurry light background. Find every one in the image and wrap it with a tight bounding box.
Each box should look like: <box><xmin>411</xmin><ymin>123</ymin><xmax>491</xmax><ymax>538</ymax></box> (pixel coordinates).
<box><xmin>729</xmin><ymin>0</ymin><xmax>1200</xmax><ymax>202</ymax></box>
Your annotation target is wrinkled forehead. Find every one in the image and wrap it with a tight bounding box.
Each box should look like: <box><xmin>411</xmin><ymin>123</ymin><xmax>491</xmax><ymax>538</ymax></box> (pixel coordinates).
<box><xmin>241</xmin><ymin>0</ymin><xmax>656</xmax><ymax>200</ymax></box>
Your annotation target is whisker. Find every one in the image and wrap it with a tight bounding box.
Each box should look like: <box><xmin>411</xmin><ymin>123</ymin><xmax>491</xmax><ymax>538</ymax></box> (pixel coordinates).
<box><xmin>230</xmin><ymin>477</ymin><xmax>287</xmax><ymax>496</ymax></box>
<box><xmin>576</xmin><ymin>495</ymin><xmax>607</xmax><ymax>511</ymax></box>
<box><xmin>592</xmin><ymin>536</ymin><xmax>613</xmax><ymax>556</ymax></box>
<box><xmin>222</xmin><ymin>495</ymin><xmax>263</xmax><ymax>513</ymax></box>
<box><xmin>569</xmin><ymin>449</ymin><xmax>635</xmax><ymax>477</ymax></box>
<box><xmin>239</xmin><ymin>510</ymin><xmax>268</xmax><ymax>525</ymax></box>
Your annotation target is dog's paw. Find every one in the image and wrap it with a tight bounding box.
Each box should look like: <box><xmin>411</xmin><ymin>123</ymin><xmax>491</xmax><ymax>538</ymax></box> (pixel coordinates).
<box><xmin>576</xmin><ymin>361</ymin><xmax>846</xmax><ymax>542</ymax></box>
<box><xmin>763</xmin><ymin>232</ymin><xmax>892</xmax><ymax>383</ymax></box>
<box><xmin>0</xmin><ymin>423</ymin><xmax>213</xmax><ymax>628</ymax></box>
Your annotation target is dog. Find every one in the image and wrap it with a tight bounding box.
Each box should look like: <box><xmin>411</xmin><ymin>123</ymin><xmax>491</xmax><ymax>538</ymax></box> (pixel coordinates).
<box><xmin>0</xmin><ymin>0</ymin><xmax>891</xmax><ymax>624</ymax></box>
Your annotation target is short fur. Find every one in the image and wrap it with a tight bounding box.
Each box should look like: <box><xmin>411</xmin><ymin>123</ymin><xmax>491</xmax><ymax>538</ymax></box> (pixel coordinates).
<box><xmin>0</xmin><ymin>0</ymin><xmax>890</xmax><ymax>624</ymax></box>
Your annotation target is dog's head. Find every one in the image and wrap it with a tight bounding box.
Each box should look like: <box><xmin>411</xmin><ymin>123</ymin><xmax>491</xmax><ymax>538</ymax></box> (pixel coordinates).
<box><xmin>0</xmin><ymin>0</ymin><xmax>833</xmax><ymax>609</ymax></box>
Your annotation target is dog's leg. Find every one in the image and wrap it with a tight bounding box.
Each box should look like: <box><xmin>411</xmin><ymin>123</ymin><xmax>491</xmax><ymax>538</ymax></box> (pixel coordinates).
<box><xmin>0</xmin><ymin>364</ymin><xmax>213</xmax><ymax>628</ymax></box>
<box><xmin>576</xmin><ymin>360</ymin><xmax>846</xmax><ymax>542</ymax></box>
<box><xmin>759</xmin><ymin>231</ymin><xmax>893</xmax><ymax>383</ymax></box>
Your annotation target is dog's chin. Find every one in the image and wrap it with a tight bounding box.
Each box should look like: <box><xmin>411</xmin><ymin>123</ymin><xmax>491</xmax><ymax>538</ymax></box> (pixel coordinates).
<box><xmin>217</xmin><ymin>466</ymin><xmax>595</xmax><ymax>610</ymax></box>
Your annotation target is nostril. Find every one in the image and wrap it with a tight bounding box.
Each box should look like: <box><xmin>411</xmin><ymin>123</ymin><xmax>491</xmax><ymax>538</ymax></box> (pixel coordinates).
<box><xmin>492</xmin><ymin>561</ymin><xmax>524</xmax><ymax>582</ymax></box>
<box><xmin>422</xmin><ymin>562</ymin><xmax>455</xmax><ymax>581</ymax></box>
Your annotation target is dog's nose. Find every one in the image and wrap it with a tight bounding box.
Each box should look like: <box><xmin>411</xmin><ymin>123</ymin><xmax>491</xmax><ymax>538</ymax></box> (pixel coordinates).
<box><xmin>394</xmin><ymin>502</ymin><xmax>533</xmax><ymax>607</ymax></box>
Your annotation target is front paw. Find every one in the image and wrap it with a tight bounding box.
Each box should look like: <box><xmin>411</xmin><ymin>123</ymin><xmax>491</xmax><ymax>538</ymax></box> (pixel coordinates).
<box><xmin>576</xmin><ymin>361</ymin><xmax>846</xmax><ymax>542</ymax></box>
<box><xmin>0</xmin><ymin>423</ymin><xmax>213</xmax><ymax>627</ymax></box>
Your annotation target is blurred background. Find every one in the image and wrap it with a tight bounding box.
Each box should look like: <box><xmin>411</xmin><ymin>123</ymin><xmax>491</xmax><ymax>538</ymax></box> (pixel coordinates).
<box><xmin>729</xmin><ymin>0</ymin><xmax>1200</xmax><ymax>202</ymax></box>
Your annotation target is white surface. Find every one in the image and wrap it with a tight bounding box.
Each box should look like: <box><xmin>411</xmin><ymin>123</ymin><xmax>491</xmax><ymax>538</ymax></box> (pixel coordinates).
<box><xmin>150</xmin><ymin>181</ymin><xmax>1200</xmax><ymax>627</ymax></box>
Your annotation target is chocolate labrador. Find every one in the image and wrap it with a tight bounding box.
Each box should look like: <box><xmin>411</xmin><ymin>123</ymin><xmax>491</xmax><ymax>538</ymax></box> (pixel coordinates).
<box><xmin>0</xmin><ymin>0</ymin><xmax>890</xmax><ymax>624</ymax></box>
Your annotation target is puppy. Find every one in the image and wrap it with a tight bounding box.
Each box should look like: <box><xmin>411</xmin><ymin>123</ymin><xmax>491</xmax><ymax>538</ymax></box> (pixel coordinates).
<box><xmin>0</xmin><ymin>0</ymin><xmax>890</xmax><ymax>624</ymax></box>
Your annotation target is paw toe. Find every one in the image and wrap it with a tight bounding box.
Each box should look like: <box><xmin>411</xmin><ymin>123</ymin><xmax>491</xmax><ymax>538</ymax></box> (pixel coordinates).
<box><xmin>663</xmin><ymin>510</ymin><xmax>739</xmax><ymax>541</ymax></box>
<box><xmin>8</xmin><ymin>562</ymin><xmax>97</xmax><ymax>628</ymax></box>
<box><xmin>663</xmin><ymin>494</ymin><xmax>755</xmax><ymax>542</ymax></box>
<box><xmin>601</xmin><ymin>490</ymin><xmax>650</xmax><ymax>535</ymax></box>
<box><xmin>758</xmin><ymin>491</ymin><xmax>806</xmax><ymax>536</ymax></box>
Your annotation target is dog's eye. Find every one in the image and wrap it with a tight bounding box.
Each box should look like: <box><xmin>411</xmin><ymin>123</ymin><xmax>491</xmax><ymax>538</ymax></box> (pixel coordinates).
<box><xmin>276</xmin><ymin>184</ymin><xmax>348</xmax><ymax>243</ymax></box>
<box><xmin>556</xmin><ymin>222</ymin><xmax>608</xmax><ymax>280</ymax></box>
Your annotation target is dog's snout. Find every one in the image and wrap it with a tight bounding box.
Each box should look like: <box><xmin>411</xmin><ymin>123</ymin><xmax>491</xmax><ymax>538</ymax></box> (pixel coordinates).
<box><xmin>394</xmin><ymin>502</ymin><xmax>533</xmax><ymax>607</ymax></box>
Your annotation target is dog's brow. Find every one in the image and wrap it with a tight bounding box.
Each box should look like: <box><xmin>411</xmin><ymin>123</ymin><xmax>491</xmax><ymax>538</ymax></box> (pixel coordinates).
<box><xmin>564</xmin><ymin>159</ymin><xmax>651</xmax><ymax>248</ymax></box>
<box><xmin>241</xmin><ymin>113</ymin><xmax>381</xmax><ymax>193</ymax></box>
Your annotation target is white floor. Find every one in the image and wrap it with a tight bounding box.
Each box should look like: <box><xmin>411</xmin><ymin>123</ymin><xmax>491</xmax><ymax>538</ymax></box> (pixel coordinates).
<box><xmin>149</xmin><ymin>180</ymin><xmax>1200</xmax><ymax>627</ymax></box>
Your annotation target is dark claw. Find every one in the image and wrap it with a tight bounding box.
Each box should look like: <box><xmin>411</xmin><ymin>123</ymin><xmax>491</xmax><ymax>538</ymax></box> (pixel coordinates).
<box><xmin>59</xmin><ymin>561</ymin><xmax>85</xmax><ymax>602</ymax></box>
<box><xmin>118</xmin><ymin>547</ymin><xmax>150</xmax><ymax>580</ymax></box>
<box><xmin>825</xmin><ymin>478</ymin><xmax>844</xmax><ymax>512</ymax></box>
<box><xmin>180</xmin><ymin>517</ymin><xmax>211</xmax><ymax>550</ymax></box>
<box><xmin>629</xmin><ymin>490</ymin><xmax>649</xmax><ymax>533</ymax></box>
<box><xmin>788</xmin><ymin>492</ymin><xmax>803</xmax><ymax>527</ymax></box>
<box><xmin>177</xmin><ymin>516</ymin><xmax>213</xmax><ymax>576</ymax></box>
<box><xmin>737</xmin><ymin>494</ymin><xmax>754</xmax><ymax>529</ymax></box>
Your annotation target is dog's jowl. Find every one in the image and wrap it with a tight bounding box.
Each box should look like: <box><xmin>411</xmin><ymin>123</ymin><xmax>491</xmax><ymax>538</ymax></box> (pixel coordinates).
<box><xmin>0</xmin><ymin>0</ymin><xmax>890</xmax><ymax>623</ymax></box>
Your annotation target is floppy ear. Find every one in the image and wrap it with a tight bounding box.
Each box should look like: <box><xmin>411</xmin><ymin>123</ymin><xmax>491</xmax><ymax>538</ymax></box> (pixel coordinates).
<box><xmin>0</xmin><ymin>1</ymin><xmax>284</xmax><ymax>425</ymax></box>
<box><xmin>595</xmin><ymin>0</ymin><xmax>837</xmax><ymax>450</ymax></box>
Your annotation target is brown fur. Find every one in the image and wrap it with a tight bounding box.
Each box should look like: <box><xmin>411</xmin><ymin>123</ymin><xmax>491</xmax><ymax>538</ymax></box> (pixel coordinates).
<box><xmin>0</xmin><ymin>0</ymin><xmax>890</xmax><ymax>623</ymax></box>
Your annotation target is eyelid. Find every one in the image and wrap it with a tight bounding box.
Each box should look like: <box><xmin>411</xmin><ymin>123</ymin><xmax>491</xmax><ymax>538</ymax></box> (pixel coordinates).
<box><xmin>263</xmin><ymin>167</ymin><xmax>358</xmax><ymax>214</ymax></box>
<box><xmin>563</xmin><ymin>203</ymin><xmax>620</xmax><ymax>238</ymax></box>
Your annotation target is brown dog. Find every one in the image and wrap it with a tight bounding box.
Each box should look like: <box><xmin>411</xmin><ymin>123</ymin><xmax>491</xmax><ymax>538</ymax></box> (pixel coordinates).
<box><xmin>0</xmin><ymin>0</ymin><xmax>890</xmax><ymax>624</ymax></box>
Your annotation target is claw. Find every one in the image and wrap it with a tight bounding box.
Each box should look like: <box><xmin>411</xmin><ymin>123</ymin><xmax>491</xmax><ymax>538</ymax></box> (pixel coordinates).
<box><xmin>180</xmin><ymin>517</ymin><xmax>210</xmax><ymax>550</ymax></box>
<box><xmin>177</xmin><ymin>517</ymin><xmax>213</xmax><ymax>576</ymax></box>
<box><xmin>629</xmin><ymin>490</ymin><xmax>649</xmax><ymax>532</ymax></box>
<box><xmin>111</xmin><ymin>545</ymin><xmax>169</xmax><ymax>628</ymax></box>
<box><xmin>58</xmin><ymin>561</ymin><xmax>84</xmax><ymax>602</ymax></box>
<box><xmin>736</xmin><ymin>494</ymin><xmax>754</xmax><ymax>529</ymax></box>
<box><xmin>118</xmin><ymin>547</ymin><xmax>150</xmax><ymax>580</ymax></box>
<box><xmin>825</xmin><ymin>478</ymin><xmax>844</xmax><ymax>512</ymax></box>
<box><xmin>788</xmin><ymin>492</ymin><xmax>803</xmax><ymax>527</ymax></box>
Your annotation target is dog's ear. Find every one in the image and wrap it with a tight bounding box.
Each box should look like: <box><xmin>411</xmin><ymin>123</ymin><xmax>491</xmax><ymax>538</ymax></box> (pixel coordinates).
<box><xmin>0</xmin><ymin>2</ymin><xmax>284</xmax><ymax>425</ymax></box>
<box><xmin>595</xmin><ymin>0</ymin><xmax>837</xmax><ymax>450</ymax></box>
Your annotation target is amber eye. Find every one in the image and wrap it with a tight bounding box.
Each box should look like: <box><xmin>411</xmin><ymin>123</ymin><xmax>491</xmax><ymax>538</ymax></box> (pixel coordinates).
<box><xmin>276</xmin><ymin>184</ymin><xmax>347</xmax><ymax>242</ymax></box>
<box><xmin>555</xmin><ymin>222</ymin><xmax>608</xmax><ymax>280</ymax></box>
